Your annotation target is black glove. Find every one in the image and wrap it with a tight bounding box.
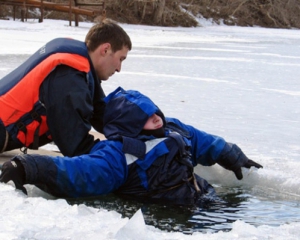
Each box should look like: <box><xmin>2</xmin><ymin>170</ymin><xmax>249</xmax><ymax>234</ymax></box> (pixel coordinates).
<box><xmin>233</xmin><ymin>159</ymin><xmax>263</xmax><ymax>180</ymax></box>
<box><xmin>218</xmin><ymin>143</ymin><xmax>263</xmax><ymax>180</ymax></box>
<box><xmin>0</xmin><ymin>158</ymin><xmax>27</xmax><ymax>194</ymax></box>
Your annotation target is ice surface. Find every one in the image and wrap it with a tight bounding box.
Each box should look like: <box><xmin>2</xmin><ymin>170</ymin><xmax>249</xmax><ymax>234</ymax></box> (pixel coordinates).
<box><xmin>0</xmin><ymin>18</ymin><xmax>299</xmax><ymax>239</ymax></box>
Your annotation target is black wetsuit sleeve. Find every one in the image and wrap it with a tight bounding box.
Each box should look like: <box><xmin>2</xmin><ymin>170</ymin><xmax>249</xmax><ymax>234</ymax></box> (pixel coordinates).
<box><xmin>39</xmin><ymin>65</ymin><xmax>96</xmax><ymax>157</ymax></box>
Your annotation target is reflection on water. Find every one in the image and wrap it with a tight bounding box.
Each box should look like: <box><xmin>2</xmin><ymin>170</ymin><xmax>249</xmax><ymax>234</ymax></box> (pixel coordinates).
<box><xmin>68</xmin><ymin>186</ymin><xmax>300</xmax><ymax>234</ymax></box>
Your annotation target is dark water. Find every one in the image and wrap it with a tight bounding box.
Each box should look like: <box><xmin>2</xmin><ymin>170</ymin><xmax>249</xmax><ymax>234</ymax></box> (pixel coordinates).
<box><xmin>68</xmin><ymin>185</ymin><xmax>300</xmax><ymax>234</ymax></box>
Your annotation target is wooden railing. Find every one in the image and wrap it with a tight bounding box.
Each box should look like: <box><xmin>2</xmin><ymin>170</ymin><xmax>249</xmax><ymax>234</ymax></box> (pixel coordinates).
<box><xmin>0</xmin><ymin>0</ymin><xmax>105</xmax><ymax>26</ymax></box>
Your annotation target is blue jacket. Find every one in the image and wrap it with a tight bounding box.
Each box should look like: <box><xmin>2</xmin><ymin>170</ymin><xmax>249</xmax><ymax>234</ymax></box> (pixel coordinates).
<box><xmin>102</xmin><ymin>87</ymin><xmax>227</xmax><ymax>202</ymax></box>
<box><xmin>17</xmin><ymin>87</ymin><xmax>247</xmax><ymax>200</ymax></box>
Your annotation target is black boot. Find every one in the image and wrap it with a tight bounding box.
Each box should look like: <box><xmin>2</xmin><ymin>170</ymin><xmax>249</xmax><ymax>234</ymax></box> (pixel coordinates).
<box><xmin>0</xmin><ymin>158</ymin><xmax>27</xmax><ymax>194</ymax></box>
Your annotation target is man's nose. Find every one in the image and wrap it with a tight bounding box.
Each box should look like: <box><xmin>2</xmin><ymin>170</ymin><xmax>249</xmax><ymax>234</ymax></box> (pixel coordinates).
<box><xmin>116</xmin><ymin>63</ymin><xmax>121</xmax><ymax>72</ymax></box>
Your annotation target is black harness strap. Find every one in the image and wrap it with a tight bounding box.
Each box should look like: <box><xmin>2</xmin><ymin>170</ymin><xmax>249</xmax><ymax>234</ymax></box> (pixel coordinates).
<box><xmin>168</xmin><ymin>132</ymin><xmax>193</xmax><ymax>168</ymax></box>
<box><xmin>16</xmin><ymin>111</ymin><xmax>42</xmax><ymax>152</ymax></box>
<box><xmin>168</xmin><ymin>132</ymin><xmax>201</xmax><ymax>193</ymax></box>
<box><xmin>31</xmin><ymin>111</ymin><xmax>42</xmax><ymax>150</ymax></box>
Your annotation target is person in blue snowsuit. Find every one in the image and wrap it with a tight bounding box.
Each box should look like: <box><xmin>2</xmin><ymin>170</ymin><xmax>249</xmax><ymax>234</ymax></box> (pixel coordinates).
<box><xmin>0</xmin><ymin>87</ymin><xmax>262</xmax><ymax>202</ymax></box>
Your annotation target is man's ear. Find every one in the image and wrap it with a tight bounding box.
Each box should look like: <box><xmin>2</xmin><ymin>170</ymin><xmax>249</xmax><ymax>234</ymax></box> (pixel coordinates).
<box><xmin>100</xmin><ymin>43</ymin><xmax>111</xmax><ymax>56</ymax></box>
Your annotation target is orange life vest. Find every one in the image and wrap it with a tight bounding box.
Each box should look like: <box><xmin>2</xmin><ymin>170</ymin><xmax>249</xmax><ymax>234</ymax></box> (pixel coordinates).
<box><xmin>0</xmin><ymin>38</ymin><xmax>92</xmax><ymax>149</ymax></box>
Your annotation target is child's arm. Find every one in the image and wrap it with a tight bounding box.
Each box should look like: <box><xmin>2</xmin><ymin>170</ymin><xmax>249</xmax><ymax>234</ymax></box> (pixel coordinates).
<box><xmin>165</xmin><ymin>117</ymin><xmax>262</xmax><ymax>180</ymax></box>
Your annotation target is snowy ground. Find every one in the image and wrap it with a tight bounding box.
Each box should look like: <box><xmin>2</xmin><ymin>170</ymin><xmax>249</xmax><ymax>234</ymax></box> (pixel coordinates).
<box><xmin>0</xmin><ymin>18</ymin><xmax>300</xmax><ymax>239</ymax></box>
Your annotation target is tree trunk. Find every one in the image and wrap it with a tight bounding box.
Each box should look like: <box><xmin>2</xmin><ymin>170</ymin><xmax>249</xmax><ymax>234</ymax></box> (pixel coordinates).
<box><xmin>153</xmin><ymin>0</ymin><xmax>165</xmax><ymax>24</ymax></box>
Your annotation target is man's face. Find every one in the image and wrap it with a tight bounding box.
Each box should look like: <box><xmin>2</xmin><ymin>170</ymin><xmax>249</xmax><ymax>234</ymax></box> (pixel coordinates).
<box><xmin>143</xmin><ymin>114</ymin><xmax>163</xmax><ymax>130</ymax></box>
<box><xmin>93</xmin><ymin>44</ymin><xmax>129</xmax><ymax>80</ymax></box>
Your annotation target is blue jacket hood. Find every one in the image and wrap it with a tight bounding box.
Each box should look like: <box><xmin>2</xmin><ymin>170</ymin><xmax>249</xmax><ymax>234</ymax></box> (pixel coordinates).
<box><xmin>103</xmin><ymin>87</ymin><xmax>166</xmax><ymax>139</ymax></box>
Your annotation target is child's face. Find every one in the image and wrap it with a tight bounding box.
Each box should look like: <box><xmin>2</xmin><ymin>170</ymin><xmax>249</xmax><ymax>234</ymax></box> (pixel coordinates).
<box><xmin>143</xmin><ymin>114</ymin><xmax>163</xmax><ymax>130</ymax></box>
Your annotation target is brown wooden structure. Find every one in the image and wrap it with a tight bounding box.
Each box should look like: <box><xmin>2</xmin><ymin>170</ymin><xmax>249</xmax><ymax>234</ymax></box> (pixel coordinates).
<box><xmin>0</xmin><ymin>0</ymin><xmax>105</xmax><ymax>26</ymax></box>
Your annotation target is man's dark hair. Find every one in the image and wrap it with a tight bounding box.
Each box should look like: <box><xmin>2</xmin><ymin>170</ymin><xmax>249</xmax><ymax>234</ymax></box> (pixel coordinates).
<box><xmin>85</xmin><ymin>18</ymin><xmax>132</xmax><ymax>52</ymax></box>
